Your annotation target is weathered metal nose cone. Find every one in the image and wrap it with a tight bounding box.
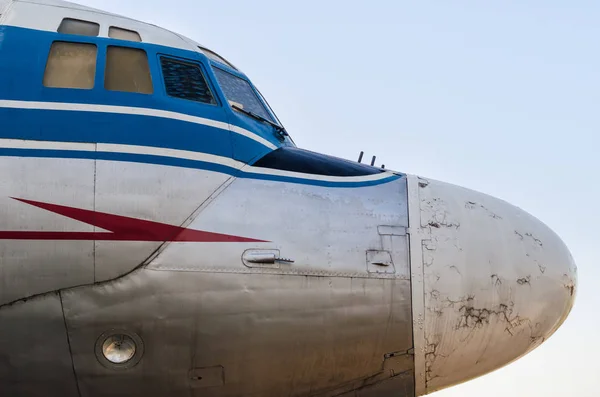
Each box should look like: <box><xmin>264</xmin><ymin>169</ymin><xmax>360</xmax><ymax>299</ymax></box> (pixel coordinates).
<box><xmin>408</xmin><ymin>176</ymin><xmax>577</xmax><ymax>395</ymax></box>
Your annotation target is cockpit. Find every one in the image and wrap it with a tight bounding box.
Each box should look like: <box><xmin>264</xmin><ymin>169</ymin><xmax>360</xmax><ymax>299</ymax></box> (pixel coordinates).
<box><xmin>0</xmin><ymin>0</ymin><xmax>395</xmax><ymax>183</ymax></box>
<box><xmin>199</xmin><ymin>46</ymin><xmax>291</xmax><ymax>143</ymax></box>
<box><xmin>0</xmin><ymin>0</ymin><xmax>294</xmax><ymax>164</ymax></box>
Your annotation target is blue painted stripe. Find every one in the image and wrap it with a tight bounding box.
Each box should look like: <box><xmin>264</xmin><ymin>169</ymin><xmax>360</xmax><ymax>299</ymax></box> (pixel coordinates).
<box><xmin>0</xmin><ymin>107</ymin><xmax>273</xmax><ymax>161</ymax></box>
<box><xmin>0</xmin><ymin>148</ymin><xmax>97</xmax><ymax>161</ymax></box>
<box><xmin>0</xmin><ymin>25</ymin><xmax>403</xmax><ymax>187</ymax></box>
<box><xmin>0</xmin><ymin>25</ymin><xmax>281</xmax><ymax>163</ymax></box>
<box><xmin>0</xmin><ymin>148</ymin><xmax>402</xmax><ymax>188</ymax></box>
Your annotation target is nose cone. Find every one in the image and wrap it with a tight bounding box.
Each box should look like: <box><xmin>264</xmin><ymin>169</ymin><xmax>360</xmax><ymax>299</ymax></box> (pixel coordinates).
<box><xmin>410</xmin><ymin>176</ymin><xmax>577</xmax><ymax>395</ymax></box>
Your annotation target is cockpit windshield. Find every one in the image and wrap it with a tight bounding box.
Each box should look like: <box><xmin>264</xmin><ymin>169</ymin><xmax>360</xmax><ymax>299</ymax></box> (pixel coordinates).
<box><xmin>211</xmin><ymin>66</ymin><xmax>293</xmax><ymax>145</ymax></box>
<box><xmin>212</xmin><ymin>67</ymin><xmax>276</xmax><ymax>123</ymax></box>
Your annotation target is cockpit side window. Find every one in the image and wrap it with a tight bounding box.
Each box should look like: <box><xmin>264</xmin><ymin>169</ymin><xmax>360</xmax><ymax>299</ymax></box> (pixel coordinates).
<box><xmin>43</xmin><ymin>42</ymin><xmax>97</xmax><ymax>89</ymax></box>
<box><xmin>212</xmin><ymin>67</ymin><xmax>274</xmax><ymax>122</ymax></box>
<box><xmin>160</xmin><ymin>57</ymin><xmax>216</xmax><ymax>105</ymax></box>
<box><xmin>105</xmin><ymin>46</ymin><xmax>153</xmax><ymax>94</ymax></box>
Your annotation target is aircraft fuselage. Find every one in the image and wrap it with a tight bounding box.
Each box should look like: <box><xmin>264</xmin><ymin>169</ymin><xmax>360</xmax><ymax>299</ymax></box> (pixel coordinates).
<box><xmin>0</xmin><ymin>1</ymin><xmax>577</xmax><ymax>396</ymax></box>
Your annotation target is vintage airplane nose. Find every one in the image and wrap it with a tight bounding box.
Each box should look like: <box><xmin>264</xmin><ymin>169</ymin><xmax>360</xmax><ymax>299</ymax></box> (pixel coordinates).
<box><xmin>408</xmin><ymin>176</ymin><xmax>577</xmax><ymax>395</ymax></box>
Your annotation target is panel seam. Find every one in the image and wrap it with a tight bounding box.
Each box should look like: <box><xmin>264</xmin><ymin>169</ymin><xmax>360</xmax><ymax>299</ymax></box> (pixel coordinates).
<box><xmin>93</xmin><ymin>143</ymin><xmax>97</xmax><ymax>283</ymax></box>
<box><xmin>59</xmin><ymin>291</ymin><xmax>83</xmax><ymax>397</ymax></box>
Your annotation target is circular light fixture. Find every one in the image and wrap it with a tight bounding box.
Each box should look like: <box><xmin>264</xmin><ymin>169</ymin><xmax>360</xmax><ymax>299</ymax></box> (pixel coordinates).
<box><xmin>102</xmin><ymin>334</ymin><xmax>136</xmax><ymax>364</ymax></box>
<box><xmin>95</xmin><ymin>329</ymin><xmax>144</xmax><ymax>370</ymax></box>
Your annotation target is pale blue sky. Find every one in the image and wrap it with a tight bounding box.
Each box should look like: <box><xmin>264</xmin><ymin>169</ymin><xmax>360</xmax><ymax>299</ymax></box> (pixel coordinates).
<box><xmin>78</xmin><ymin>1</ymin><xmax>599</xmax><ymax>395</ymax></box>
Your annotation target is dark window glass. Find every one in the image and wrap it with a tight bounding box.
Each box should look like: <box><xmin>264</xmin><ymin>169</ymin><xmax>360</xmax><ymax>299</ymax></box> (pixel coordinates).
<box><xmin>160</xmin><ymin>57</ymin><xmax>216</xmax><ymax>104</ymax></box>
<box><xmin>213</xmin><ymin>68</ymin><xmax>273</xmax><ymax>122</ymax></box>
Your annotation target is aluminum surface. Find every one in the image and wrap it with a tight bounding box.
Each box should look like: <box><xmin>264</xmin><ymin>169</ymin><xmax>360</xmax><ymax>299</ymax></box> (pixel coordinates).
<box><xmin>0</xmin><ymin>293</ymin><xmax>79</xmax><ymax>397</ymax></box>
<box><xmin>411</xmin><ymin>176</ymin><xmax>577</xmax><ymax>394</ymax></box>
<box><xmin>0</xmin><ymin>157</ymin><xmax>94</xmax><ymax>304</ymax></box>
<box><xmin>61</xmin><ymin>269</ymin><xmax>414</xmax><ymax>397</ymax></box>
<box><xmin>0</xmin><ymin>1</ymin><xmax>578</xmax><ymax>396</ymax></box>
<box><xmin>93</xmin><ymin>161</ymin><xmax>232</xmax><ymax>282</ymax></box>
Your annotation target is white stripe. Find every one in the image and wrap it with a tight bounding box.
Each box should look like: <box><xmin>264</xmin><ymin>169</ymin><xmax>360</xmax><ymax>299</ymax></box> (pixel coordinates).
<box><xmin>0</xmin><ymin>100</ymin><xmax>277</xmax><ymax>150</ymax></box>
<box><xmin>228</xmin><ymin>124</ymin><xmax>277</xmax><ymax>149</ymax></box>
<box><xmin>0</xmin><ymin>138</ymin><xmax>94</xmax><ymax>151</ymax></box>
<box><xmin>242</xmin><ymin>164</ymin><xmax>395</xmax><ymax>183</ymax></box>
<box><xmin>0</xmin><ymin>138</ymin><xmax>395</xmax><ymax>183</ymax></box>
<box><xmin>98</xmin><ymin>143</ymin><xmax>244</xmax><ymax>169</ymax></box>
<box><xmin>0</xmin><ymin>139</ymin><xmax>245</xmax><ymax>169</ymax></box>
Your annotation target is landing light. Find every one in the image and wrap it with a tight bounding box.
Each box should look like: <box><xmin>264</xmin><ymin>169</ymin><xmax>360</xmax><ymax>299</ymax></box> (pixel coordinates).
<box><xmin>102</xmin><ymin>334</ymin><xmax>136</xmax><ymax>364</ymax></box>
<box><xmin>95</xmin><ymin>329</ymin><xmax>144</xmax><ymax>369</ymax></box>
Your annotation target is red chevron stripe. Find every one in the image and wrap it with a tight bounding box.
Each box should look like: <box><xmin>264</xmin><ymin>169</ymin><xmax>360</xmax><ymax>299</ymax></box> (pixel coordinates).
<box><xmin>0</xmin><ymin>198</ymin><xmax>266</xmax><ymax>243</ymax></box>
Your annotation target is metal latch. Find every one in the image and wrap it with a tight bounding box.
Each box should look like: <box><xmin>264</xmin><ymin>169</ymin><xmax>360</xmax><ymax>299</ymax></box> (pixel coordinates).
<box><xmin>242</xmin><ymin>249</ymin><xmax>294</xmax><ymax>269</ymax></box>
<box><xmin>366</xmin><ymin>250</ymin><xmax>395</xmax><ymax>274</ymax></box>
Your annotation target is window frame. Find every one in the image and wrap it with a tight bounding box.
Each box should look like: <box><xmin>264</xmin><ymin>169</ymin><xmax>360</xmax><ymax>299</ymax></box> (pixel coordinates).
<box><xmin>198</xmin><ymin>46</ymin><xmax>236</xmax><ymax>70</ymax></box>
<box><xmin>255</xmin><ymin>86</ymin><xmax>284</xmax><ymax>130</ymax></box>
<box><xmin>156</xmin><ymin>53</ymin><xmax>221</xmax><ymax>107</ymax></box>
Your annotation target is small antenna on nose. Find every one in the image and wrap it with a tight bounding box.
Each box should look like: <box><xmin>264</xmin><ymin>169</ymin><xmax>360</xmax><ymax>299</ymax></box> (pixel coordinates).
<box><xmin>370</xmin><ymin>156</ymin><xmax>376</xmax><ymax>166</ymax></box>
<box><xmin>357</xmin><ymin>151</ymin><xmax>364</xmax><ymax>163</ymax></box>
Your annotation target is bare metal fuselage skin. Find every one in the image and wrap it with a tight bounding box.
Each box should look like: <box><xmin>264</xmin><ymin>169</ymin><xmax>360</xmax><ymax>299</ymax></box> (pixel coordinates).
<box><xmin>1</xmin><ymin>174</ymin><xmax>415</xmax><ymax>397</ymax></box>
<box><xmin>0</xmin><ymin>1</ymin><xmax>577</xmax><ymax>396</ymax></box>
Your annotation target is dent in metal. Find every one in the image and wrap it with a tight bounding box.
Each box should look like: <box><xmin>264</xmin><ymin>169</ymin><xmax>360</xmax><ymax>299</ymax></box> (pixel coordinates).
<box><xmin>0</xmin><ymin>292</ymin><xmax>79</xmax><ymax>397</ymax></box>
<box><xmin>58</xmin><ymin>269</ymin><xmax>414</xmax><ymax>397</ymax></box>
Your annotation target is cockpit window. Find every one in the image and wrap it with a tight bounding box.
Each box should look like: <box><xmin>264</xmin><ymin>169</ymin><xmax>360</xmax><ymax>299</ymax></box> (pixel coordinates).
<box><xmin>58</xmin><ymin>18</ymin><xmax>100</xmax><ymax>37</ymax></box>
<box><xmin>198</xmin><ymin>47</ymin><xmax>236</xmax><ymax>70</ymax></box>
<box><xmin>43</xmin><ymin>42</ymin><xmax>97</xmax><ymax>89</ymax></box>
<box><xmin>105</xmin><ymin>46</ymin><xmax>153</xmax><ymax>94</ymax></box>
<box><xmin>109</xmin><ymin>27</ymin><xmax>142</xmax><ymax>42</ymax></box>
<box><xmin>160</xmin><ymin>57</ymin><xmax>216</xmax><ymax>105</ymax></box>
<box><xmin>213</xmin><ymin>67</ymin><xmax>274</xmax><ymax>123</ymax></box>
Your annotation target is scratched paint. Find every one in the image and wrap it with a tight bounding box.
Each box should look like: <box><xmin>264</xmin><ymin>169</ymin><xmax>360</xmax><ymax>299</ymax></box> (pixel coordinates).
<box><xmin>412</xmin><ymin>177</ymin><xmax>577</xmax><ymax>394</ymax></box>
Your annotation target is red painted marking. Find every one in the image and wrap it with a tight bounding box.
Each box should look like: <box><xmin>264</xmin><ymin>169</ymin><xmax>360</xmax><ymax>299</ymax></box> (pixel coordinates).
<box><xmin>0</xmin><ymin>198</ymin><xmax>266</xmax><ymax>242</ymax></box>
